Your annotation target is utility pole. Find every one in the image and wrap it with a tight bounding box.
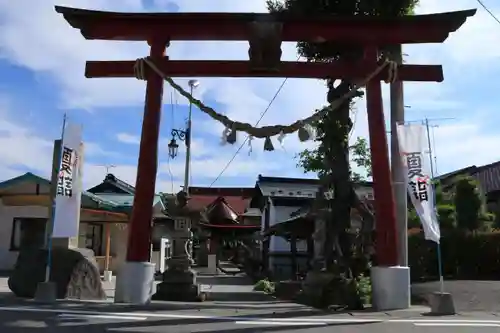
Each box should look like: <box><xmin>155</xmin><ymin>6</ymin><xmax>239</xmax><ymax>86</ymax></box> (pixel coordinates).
<box><xmin>424</xmin><ymin>119</ymin><xmax>435</xmax><ymax>179</ymax></box>
<box><xmin>389</xmin><ymin>44</ymin><xmax>408</xmax><ymax>267</ymax></box>
<box><xmin>183</xmin><ymin>79</ymin><xmax>199</xmax><ymax>195</ymax></box>
<box><xmin>406</xmin><ymin>117</ymin><xmax>455</xmax><ymax>178</ymax></box>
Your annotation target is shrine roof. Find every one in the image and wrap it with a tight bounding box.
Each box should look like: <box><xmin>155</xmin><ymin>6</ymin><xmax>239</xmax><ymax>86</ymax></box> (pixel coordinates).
<box><xmin>186</xmin><ymin>187</ymin><xmax>253</xmax><ymax>214</ymax></box>
<box><xmin>0</xmin><ymin>172</ymin><xmax>129</xmax><ymax>214</ymax></box>
<box><xmin>203</xmin><ymin>197</ymin><xmax>239</xmax><ymax>224</ymax></box>
<box><xmin>256</xmin><ymin>175</ymin><xmax>373</xmax><ymax>199</ymax></box>
<box><xmin>87</xmin><ymin>173</ymin><xmax>135</xmax><ymax>194</ymax></box>
<box><xmin>55</xmin><ymin>6</ymin><xmax>476</xmax><ymax>44</ymax></box>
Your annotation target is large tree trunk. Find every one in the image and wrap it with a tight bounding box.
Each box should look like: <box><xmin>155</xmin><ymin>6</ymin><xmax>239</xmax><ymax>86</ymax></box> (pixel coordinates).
<box><xmin>312</xmin><ymin>79</ymin><xmax>367</xmax><ymax>310</ymax></box>
<box><xmin>322</xmin><ymin>79</ymin><xmax>353</xmax><ymax>272</ymax></box>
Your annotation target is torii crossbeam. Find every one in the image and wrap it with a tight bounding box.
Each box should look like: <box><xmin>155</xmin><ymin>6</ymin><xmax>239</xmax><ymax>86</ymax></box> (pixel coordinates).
<box><xmin>56</xmin><ymin>5</ymin><xmax>475</xmax><ymax>307</ymax></box>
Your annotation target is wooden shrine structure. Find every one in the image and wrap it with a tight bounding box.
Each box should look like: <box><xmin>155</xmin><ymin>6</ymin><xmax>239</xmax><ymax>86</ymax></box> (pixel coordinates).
<box><xmin>56</xmin><ymin>6</ymin><xmax>475</xmax><ymax>270</ymax></box>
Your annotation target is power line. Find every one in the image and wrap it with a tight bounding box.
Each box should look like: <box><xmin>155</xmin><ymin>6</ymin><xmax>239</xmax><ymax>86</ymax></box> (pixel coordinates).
<box><xmin>208</xmin><ymin>78</ymin><xmax>289</xmax><ymax>187</ymax></box>
<box><xmin>208</xmin><ymin>57</ymin><xmax>300</xmax><ymax>187</ymax></box>
<box><xmin>405</xmin><ymin>117</ymin><xmax>456</xmax><ymax>177</ymax></box>
<box><xmin>477</xmin><ymin>0</ymin><xmax>500</xmax><ymax>25</ymax></box>
<box><xmin>166</xmin><ymin>90</ymin><xmax>175</xmax><ymax>193</ymax></box>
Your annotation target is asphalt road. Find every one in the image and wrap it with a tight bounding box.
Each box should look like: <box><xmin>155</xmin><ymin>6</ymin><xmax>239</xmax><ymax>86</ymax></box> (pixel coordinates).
<box><xmin>1</xmin><ymin>304</ymin><xmax>500</xmax><ymax>333</ymax></box>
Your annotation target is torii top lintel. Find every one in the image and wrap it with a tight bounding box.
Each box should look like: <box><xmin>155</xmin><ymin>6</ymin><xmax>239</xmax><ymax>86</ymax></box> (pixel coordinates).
<box><xmin>56</xmin><ymin>6</ymin><xmax>476</xmax><ymax>45</ymax></box>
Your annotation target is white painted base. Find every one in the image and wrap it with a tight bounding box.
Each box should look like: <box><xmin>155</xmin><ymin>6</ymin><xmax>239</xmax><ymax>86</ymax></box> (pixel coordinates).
<box><xmin>114</xmin><ymin>261</ymin><xmax>156</xmax><ymax>304</ymax></box>
<box><xmin>371</xmin><ymin>265</ymin><xmax>410</xmax><ymax>311</ymax></box>
<box><xmin>102</xmin><ymin>270</ymin><xmax>113</xmax><ymax>282</ymax></box>
<box><xmin>207</xmin><ymin>254</ymin><xmax>217</xmax><ymax>274</ymax></box>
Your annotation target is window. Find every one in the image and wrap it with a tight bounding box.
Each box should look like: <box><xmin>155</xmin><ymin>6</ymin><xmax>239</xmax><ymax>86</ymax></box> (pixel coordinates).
<box><xmin>78</xmin><ymin>223</ymin><xmax>104</xmax><ymax>256</ymax></box>
<box><xmin>10</xmin><ymin>218</ymin><xmax>47</xmax><ymax>251</ymax></box>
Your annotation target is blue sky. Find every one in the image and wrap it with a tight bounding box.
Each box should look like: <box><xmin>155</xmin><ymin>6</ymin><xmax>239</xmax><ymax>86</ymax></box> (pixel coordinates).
<box><xmin>0</xmin><ymin>0</ymin><xmax>498</xmax><ymax>193</ymax></box>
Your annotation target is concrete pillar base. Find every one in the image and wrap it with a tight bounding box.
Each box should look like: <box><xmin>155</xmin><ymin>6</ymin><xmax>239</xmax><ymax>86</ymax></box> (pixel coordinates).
<box><xmin>102</xmin><ymin>270</ymin><xmax>113</xmax><ymax>282</ymax></box>
<box><xmin>429</xmin><ymin>292</ymin><xmax>455</xmax><ymax>315</ymax></box>
<box><xmin>34</xmin><ymin>282</ymin><xmax>57</xmax><ymax>303</ymax></box>
<box><xmin>114</xmin><ymin>261</ymin><xmax>156</xmax><ymax>304</ymax></box>
<box><xmin>371</xmin><ymin>265</ymin><xmax>410</xmax><ymax>311</ymax></box>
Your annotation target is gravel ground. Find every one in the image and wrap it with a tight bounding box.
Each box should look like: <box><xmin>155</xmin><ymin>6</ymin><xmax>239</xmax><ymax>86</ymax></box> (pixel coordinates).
<box><xmin>412</xmin><ymin>280</ymin><xmax>500</xmax><ymax>312</ymax></box>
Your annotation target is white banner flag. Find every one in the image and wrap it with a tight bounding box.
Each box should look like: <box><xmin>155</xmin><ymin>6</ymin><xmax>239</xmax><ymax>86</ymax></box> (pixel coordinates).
<box><xmin>397</xmin><ymin>123</ymin><xmax>440</xmax><ymax>243</ymax></box>
<box><xmin>53</xmin><ymin>123</ymin><xmax>84</xmax><ymax>238</ymax></box>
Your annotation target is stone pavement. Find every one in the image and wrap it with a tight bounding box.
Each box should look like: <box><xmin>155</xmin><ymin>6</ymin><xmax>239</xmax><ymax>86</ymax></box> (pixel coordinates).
<box><xmin>100</xmin><ymin>264</ymin><xmax>273</xmax><ymax>302</ymax></box>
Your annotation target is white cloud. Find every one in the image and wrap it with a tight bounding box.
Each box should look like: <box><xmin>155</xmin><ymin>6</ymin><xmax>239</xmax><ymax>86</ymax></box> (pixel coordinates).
<box><xmin>116</xmin><ymin>133</ymin><xmax>140</xmax><ymax>144</ymax></box>
<box><xmin>432</xmin><ymin>122</ymin><xmax>500</xmax><ymax>173</ymax></box>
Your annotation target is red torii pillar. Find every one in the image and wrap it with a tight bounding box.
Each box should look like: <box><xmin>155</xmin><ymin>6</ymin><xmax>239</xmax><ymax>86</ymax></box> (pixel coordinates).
<box><xmin>55</xmin><ymin>6</ymin><xmax>475</xmax><ymax>306</ymax></box>
<box><xmin>126</xmin><ymin>39</ymin><xmax>169</xmax><ymax>263</ymax></box>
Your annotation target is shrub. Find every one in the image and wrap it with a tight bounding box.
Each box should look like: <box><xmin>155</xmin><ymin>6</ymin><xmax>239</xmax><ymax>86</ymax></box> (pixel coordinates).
<box><xmin>253</xmin><ymin>278</ymin><xmax>275</xmax><ymax>294</ymax></box>
<box><xmin>355</xmin><ymin>274</ymin><xmax>372</xmax><ymax>304</ymax></box>
<box><xmin>409</xmin><ymin>231</ymin><xmax>500</xmax><ymax>282</ymax></box>
<box><xmin>437</xmin><ymin>204</ymin><xmax>456</xmax><ymax>229</ymax></box>
<box><xmin>453</xmin><ymin>175</ymin><xmax>482</xmax><ymax>231</ymax></box>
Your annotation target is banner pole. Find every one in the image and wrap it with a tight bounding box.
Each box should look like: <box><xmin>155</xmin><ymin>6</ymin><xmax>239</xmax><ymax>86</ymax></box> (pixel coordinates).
<box><xmin>44</xmin><ymin>113</ymin><xmax>67</xmax><ymax>283</ymax></box>
<box><xmin>424</xmin><ymin>118</ymin><xmax>444</xmax><ymax>293</ymax></box>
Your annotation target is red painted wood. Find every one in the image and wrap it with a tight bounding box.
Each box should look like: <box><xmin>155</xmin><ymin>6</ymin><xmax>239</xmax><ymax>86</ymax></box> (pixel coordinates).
<box><xmin>364</xmin><ymin>46</ymin><xmax>399</xmax><ymax>267</ymax></box>
<box><xmin>55</xmin><ymin>6</ymin><xmax>475</xmax><ymax>44</ymax></box>
<box><xmin>85</xmin><ymin>60</ymin><xmax>444</xmax><ymax>82</ymax></box>
<box><xmin>125</xmin><ymin>40</ymin><xmax>168</xmax><ymax>263</ymax></box>
<box><xmin>81</xmin><ymin>22</ymin><xmax>448</xmax><ymax>44</ymax></box>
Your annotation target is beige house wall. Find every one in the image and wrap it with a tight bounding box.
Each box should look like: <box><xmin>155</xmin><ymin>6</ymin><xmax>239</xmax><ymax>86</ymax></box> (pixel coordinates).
<box><xmin>0</xmin><ymin>200</ymin><xmax>48</xmax><ymax>271</ymax></box>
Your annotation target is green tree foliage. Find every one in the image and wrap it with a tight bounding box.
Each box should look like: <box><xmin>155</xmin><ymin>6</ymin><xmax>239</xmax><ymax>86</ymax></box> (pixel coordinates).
<box><xmin>408</xmin><ymin>181</ymin><xmax>456</xmax><ymax>230</ymax></box>
<box><xmin>407</xmin><ymin>208</ymin><xmax>420</xmax><ymax>229</ymax></box>
<box><xmin>453</xmin><ymin>175</ymin><xmax>482</xmax><ymax>232</ymax></box>
<box><xmin>434</xmin><ymin>181</ymin><xmax>456</xmax><ymax>230</ymax></box>
<box><xmin>478</xmin><ymin>212</ymin><xmax>495</xmax><ymax>232</ymax></box>
<box><xmin>267</xmin><ymin>0</ymin><xmax>419</xmax><ymax>63</ymax></box>
<box><xmin>437</xmin><ymin>204</ymin><xmax>456</xmax><ymax>230</ymax></box>
<box><xmin>297</xmin><ymin>136</ymin><xmax>371</xmax><ymax>181</ymax></box>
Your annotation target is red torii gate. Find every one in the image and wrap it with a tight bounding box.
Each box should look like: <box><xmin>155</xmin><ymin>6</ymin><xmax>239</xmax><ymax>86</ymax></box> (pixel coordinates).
<box><xmin>56</xmin><ymin>6</ymin><xmax>475</xmax><ymax>300</ymax></box>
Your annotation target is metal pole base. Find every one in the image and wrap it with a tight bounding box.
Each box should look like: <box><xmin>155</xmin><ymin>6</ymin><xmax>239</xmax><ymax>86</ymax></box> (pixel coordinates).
<box><xmin>34</xmin><ymin>281</ymin><xmax>57</xmax><ymax>303</ymax></box>
<box><xmin>429</xmin><ymin>292</ymin><xmax>456</xmax><ymax>315</ymax></box>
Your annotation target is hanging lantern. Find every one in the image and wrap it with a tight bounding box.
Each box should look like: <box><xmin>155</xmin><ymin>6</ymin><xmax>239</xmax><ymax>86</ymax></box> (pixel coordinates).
<box><xmin>168</xmin><ymin>138</ymin><xmax>179</xmax><ymax>158</ymax></box>
<box><xmin>263</xmin><ymin>137</ymin><xmax>274</xmax><ymax>151</ymax></box>
<box><xmin>226</xmin><ymin>127</ymin><xmax>237</xmax><ymax>144</ymax></box>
